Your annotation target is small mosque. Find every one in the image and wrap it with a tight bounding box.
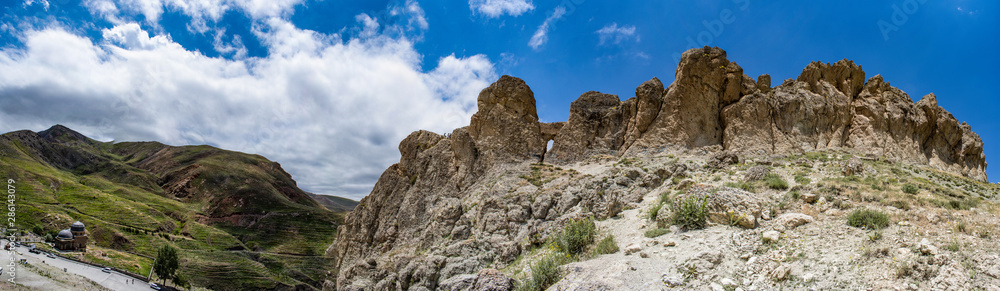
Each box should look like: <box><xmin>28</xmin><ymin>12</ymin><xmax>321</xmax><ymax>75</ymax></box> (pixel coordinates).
<box><xmin>54</xmin><ymin>221</ymin><xmax>88</xmax><ymax>251</ymax></box>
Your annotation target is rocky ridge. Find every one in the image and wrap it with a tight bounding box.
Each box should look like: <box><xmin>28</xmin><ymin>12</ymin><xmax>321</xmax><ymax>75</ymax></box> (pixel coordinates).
<box><xmin>325</xmin><ymin>47</ymin><xmax>992</xmax><ymax>290</ymax></box>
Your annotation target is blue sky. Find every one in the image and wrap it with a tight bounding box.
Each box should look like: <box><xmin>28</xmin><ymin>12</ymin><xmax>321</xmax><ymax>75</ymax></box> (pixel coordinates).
<box><xmin>0</xmin><ymin>0</ymin><xmax>997</xmax><ymax>200</ymax></box>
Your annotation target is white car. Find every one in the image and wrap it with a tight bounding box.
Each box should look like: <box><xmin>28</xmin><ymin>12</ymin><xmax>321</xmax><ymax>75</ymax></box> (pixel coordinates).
<box><xmin>101</xmin><ymin>267</ymin><xmax>112</xmax><ymax>273</ymax></box>
<box><xmin>150</xmin><ymin>282</ymin><xmax>162</xmax><ymax>290</ymax></box>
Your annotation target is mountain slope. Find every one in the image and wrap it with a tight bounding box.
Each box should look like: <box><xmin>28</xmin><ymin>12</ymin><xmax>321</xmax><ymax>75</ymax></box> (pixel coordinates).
<box><xmin>308</xmin><ymin>193</ymin><xmax>360</xmax><ymax>213</ymax></box>
<box><xmin>1</xmin><ymin>125</ymin><xmax>351</xmax><ymax>290</ymax></box>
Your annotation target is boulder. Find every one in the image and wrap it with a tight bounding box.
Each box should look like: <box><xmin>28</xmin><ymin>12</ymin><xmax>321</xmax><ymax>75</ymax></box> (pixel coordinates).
<box><xmin>744</xmin><ymin>165</ymin><xmax>770</xmax><ymax>181</ymax></box>
<box><xmin>762</xmin><ymin>230</ymin><xmax>780</xmax><ymax>243</ymax></box>
<box><xmin>842</xmin><ymin>157</ymin><xmax>865</xmax><ymax>176</ymax></box>
<box><xmin>774</xmin><ymin>213</ymin><xmax>814</xmax><ymax>230</ymax></box>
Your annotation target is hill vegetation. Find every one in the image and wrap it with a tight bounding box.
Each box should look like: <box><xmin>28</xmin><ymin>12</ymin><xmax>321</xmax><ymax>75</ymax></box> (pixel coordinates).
<box><xmin>0</xmin><ymin>125</ymin><xmax>348</xmax><ymax>290</ymax></box>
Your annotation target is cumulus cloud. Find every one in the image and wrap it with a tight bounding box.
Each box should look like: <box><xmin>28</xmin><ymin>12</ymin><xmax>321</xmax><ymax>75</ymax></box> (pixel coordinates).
<box><xmin>22</xmin><ymin>0</ymin><xmax>50</xmax><ymax>10</ymax></box>
<box><xmin>83</xmin><ymin>0</ymin><xmax>123</xmax><ymax>24</ymax></box>
<box><xmin>84</xmin><ymin>0</ymin><xmax>304</xmax><ymax>32</ymax></box>
<box><xmin>469</xmin><ymin>0</ymin><xmax>534</xmax><ymax>18</ymax></box>
<box><xmin>393</xmin><ymin>0</ymin><xmax>429</xmax><ymax>31</ymax></box>
<box><xmin>595</xmin><ymin>23</ymin><xmax>638</xmax><ymax>45</ymax></box>
<box><xmin>528</xmin><ymin>6</ymin><xmax>565</xmax><ymax>50</ymax></box>
<box><xmin>0</xmin><ymin>9</ymin><xmax>496</xmax><ymax>200</ymax></box>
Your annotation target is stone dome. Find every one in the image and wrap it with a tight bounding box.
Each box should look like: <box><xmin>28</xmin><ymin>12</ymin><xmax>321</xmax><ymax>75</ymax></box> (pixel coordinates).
<box><xmin>57</xmin><ymin>229</ymin><xmax>74</xmax><ymax>240</ymax></box>
<box><xmin>71</xmin><ymin>221</ymin><xmax>85</xmax><ymax>232</ymax></box>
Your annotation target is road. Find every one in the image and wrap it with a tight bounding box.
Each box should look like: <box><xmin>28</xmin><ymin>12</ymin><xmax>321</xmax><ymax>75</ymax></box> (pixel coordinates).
<box><xmin>2</xmin><ymin>240</ymin><xmax>151</xmax><ymax>291</ymax></box>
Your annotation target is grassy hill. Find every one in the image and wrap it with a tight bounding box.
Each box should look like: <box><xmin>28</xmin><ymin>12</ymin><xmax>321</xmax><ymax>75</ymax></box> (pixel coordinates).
<box><xmin>307</xmin><ymin>193</ymin><xmax>359</xmax><ymax>213</ymax></box>
<box><xmin>1</xmin><ymin>125</ymin><xmax>350</xmax><ymax>290</ymax></box>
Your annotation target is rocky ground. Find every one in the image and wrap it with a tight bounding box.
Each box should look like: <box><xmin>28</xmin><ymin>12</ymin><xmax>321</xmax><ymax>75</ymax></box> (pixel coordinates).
<box><xmin>504</xmin><ymin>150</ymin><xmax>1000</xmax><ymax>290</ymax></box>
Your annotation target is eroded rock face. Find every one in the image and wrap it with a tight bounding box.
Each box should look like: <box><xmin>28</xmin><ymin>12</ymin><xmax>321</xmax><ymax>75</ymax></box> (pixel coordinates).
<box><xmin>327</xmin><ymin>46</ymin><xmax>988</xmax><ymax>290</ymax></box>
<box><xmin>627</xmin><ymin>46</ymin><xmax>756</xmax><ymax>150</ymax></box>
<box><xmin>469</xmin><ymin>75</ymin><xmax>547</xmax><ymax>164</ymax></box>
<box><xmin>546</xmin><ymin>91</ymin><xmax>632</xmax><ymax>163</ymax></box>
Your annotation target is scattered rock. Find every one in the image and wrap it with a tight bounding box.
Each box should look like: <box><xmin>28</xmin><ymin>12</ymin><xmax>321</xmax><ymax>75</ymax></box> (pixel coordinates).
<box><xmin>639</xmin><ymin>252</ymin><xmax>649</xmax><ymax>258</ymax></box>
<box><xmin>473</xmin><ymin>269</ymin><xmax>515</xmax><ymax>291</ymax></box>
<box><xmin>710</xmin><ymin>282</ymin><xmax>725</xmax><ymax>291</ymax></box>
<box><xmin>683</xmin><ymin>185</ymin><xmax>763</xmax><ymax>229</ymax></box>
<box><xmin>770</xmin><ymin>265</ymin><xmax>791</xmax><ymax>281</ymax></box>
<box><xmin>664</xmin><ymin>241</ymin><xmax>676</xmax><ymax>247</ymax></box>
<box><xmin>842</xmin><ymin>157</ymin><xmax>865</xmax><ymax>176</ymax></box>
<box><xmin>708</xmin><ymin>151</ymin><xmax>741</xmax><ymax>168</ymax></box>
<box><xmin>919</xmin><ymin>238</ymin><xmax>939</xmax><ymax>256</ymax></box>
<box><xmin>744</xmin><ymin>165</ymin><xmax>770</xmax><ymax>181</ymax></box>
<box><xmin>762</xmin><ymin>230</ymin><xmax>780</xmax><ymax>243</ymax></box>
<box><xmin>774</xmin><ymin>213</ymin><xmax>815</xmax><ymax>229</ymax></box>
<box><xmin>682</xmin><ymin>250</ymin><xmax>725</xmax><ymax>274</ymax></box>
<box><xmin>720</xmin><ymin>277</ymin><xmax>737</xmax><ymax>287</ymax></box>
<box><xmin>624</xmin><ymin>243</ymin><xmax>642</xmax><ymax>255</ymax></box>
<box><xmin>439</xmin><ymin>274</ymin><xmax>477</xmax><ymax>291</ymax></box>
<box><xmin>676</xmin><ymin>179</ymin><xmax>693</xmax><ymax>190</ymax></box>
<box><xmin>801</xmin><ymin>193</ymin><xmax>818</xmax><ymax>204</ymax></box>
<box><xmin>662</xmin><ymin>276</ymin><xmax>684</xmax><ymax>287</ymax></box>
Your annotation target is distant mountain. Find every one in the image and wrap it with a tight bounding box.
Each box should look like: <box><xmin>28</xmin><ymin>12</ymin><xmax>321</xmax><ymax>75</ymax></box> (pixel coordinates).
<box><xmin>308</xmin><ymin>192</ymin><xmax>359</xmax><ymax>212</ymax></box>
<box><xmin>1</xmin><ymin>124</ymin><xmax>353</xmax><ymax>290</ymax></box>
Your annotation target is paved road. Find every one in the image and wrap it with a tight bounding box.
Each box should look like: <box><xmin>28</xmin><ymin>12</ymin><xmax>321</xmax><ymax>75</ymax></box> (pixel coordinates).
<box><xmin>3</xmin><ymin>240</ymin><xmax>151</xmax><ymax>291</ymax></box>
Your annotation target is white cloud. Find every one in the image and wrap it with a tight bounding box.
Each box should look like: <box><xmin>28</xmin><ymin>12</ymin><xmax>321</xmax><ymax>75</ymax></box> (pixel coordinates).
<box><xmin>86</xmin><ymin>0</ymin><xmax>304</xmax><ymax>31</ymax></box>
<box><xmin>22</xmin><ymin>0</ymin><xmax>50</xmax><ymax>10</ymax></box>
<box><xmin>83</xmin><ymin>0</ymin><xmax>123</xmax><ymax>24</ymax></box>
<box><xmin>116</xmin><ymin>0</ymin><xmax>165</xmax><ymax>23</ymax></box>
<box><xmin>393</xmin><ymin>0</ymin><xmax>429</xmax><ymax>31</ymax></box>
<box><xmin>956</xmin><ymin>6</ymin><xmax>977</xmax><ymax>15</ymax></box>
<box><xmin>528</xmin><ymin>6</ymin><xmax>565</xmax><ymax>50</ymax></box>
<box><xmin>469</xmin><ymin>0</ymin><xmax>534</xmax><ymax>18</ymax></box>
<box><xmin>595</xmin><ymin>23</ymin><xmax>637</xmax><ymax>45</ymax></box>
<box><xmin>213</xmin><ymin>28</ymin><xmax>247</xmax><ymax>58</ymax></box>
<box><xmin>0</xmin><ymin>18</ymin><xmax>496</xmax><ymax>200</ymax></box>
<box><xmin>102</xmin><ymin>22</ymin><xmax>175</xmax><ymax>50</ymax></box>
<box><xmin>355</xmin><ymin>13</ymin><xmax>380</xmax><ymax>38</ymax></box>
<box><xmin>232</xmin><ymin>0</ymin><xmax>302</xmax><ymax>19</ymax></box>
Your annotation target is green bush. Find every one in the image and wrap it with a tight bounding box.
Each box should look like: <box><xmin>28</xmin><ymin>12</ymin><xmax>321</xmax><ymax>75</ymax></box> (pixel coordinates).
<box><xmin>944</xmin><ymin>198</ymin><xmax>978</xmax><ymax>210</ymax></box>
<box><xmin>673</xmin><ymin>195</ymin><xmax>709</xmax><ymax>231</ymax></box>
<box><xmin>517</xmin><ymin>255</ymin><xmax>563</xmax><ymax>291</ymax></box>
<box><xmin>901</xmin><ymin>184</ymin><xmax>919</xmax><ymax>194</ymax></box>
<box><xmin>846</xmin><ymin>209</ymin><xmax>890</xmax><ymax>230</ymax></box>
<box><xmin>552</xmin><ymin>218</ymin><xmax>597</xmax><ymax>255</ymax></box>
<box><xmin>647</xmin><ymin>203</ymin><xmax>663</xmax><ymax>220</ymax></box>
<box><xmin>794</xmin><ymin>175</ymin><xmax>811</xmax><ymax>185</ymax></box>
<box><xmin>764</xmin><ymin>173</ymin><xmax>788</xmax><ymax>190</ymax></box>
<box><xmin>593</xmin><ymin>235</ymin><xmax>619</xmax><ymax>255</ymax></box>
<box><xmin>644</xmin><ymin>228</ymin><xmax>671</xmax><ymax>238</ymax></box>
<box><xmin>725</xmin><ymin>181</ymin><xmax>755</xmax><ymax>193</ymax></box>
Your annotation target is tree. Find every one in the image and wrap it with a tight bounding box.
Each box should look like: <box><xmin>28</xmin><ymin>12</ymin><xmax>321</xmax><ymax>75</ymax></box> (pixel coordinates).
<box><xmin>153</xmin><ymin>245</ymin><xmax>179</xmax><ymax>286</ymax></box>
<box><xmin>43</xmin><ymin>234</ymin><xmax>53</xmax><ymax>242</ymax></box>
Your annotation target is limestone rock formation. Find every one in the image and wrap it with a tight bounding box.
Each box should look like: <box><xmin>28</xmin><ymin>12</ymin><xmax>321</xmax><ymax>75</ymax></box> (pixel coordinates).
<box><xmin>469</xmin><ymin>75</ymin><xmax>547</xmax><ymax>164</ymax></box>
<box><xmin>326</xmin><ymin>46</ymin><xmax>989</xmax><ymax>290</ymax></box>
<box><xmin>546</xmin><ymin>91</ymin><xmax>631</xmax><ymax>163</ymax></box>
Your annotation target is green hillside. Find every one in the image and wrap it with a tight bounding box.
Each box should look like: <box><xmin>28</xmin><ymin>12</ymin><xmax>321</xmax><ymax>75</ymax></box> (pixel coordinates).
<box><xmin>307</xmin><ymin>193</ymin><xmax>359</xmax><ymax>213</ymax></box>
<box><xmin>1</xmin><ymin>125</ymin><xmax>347</xmax><ymax>290</ymax></box>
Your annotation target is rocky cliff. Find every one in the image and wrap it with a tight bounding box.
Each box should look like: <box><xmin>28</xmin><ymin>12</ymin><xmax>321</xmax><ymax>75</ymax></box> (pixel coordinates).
<box><xmin>325</xmin><ymin>47</ymin><xmax>989</xmax><ymax>290</ymax></box>
<box><xmin>545</xmin><ymin>47</ymin><xmax>985</xmax><ymax>181</ymax></box>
